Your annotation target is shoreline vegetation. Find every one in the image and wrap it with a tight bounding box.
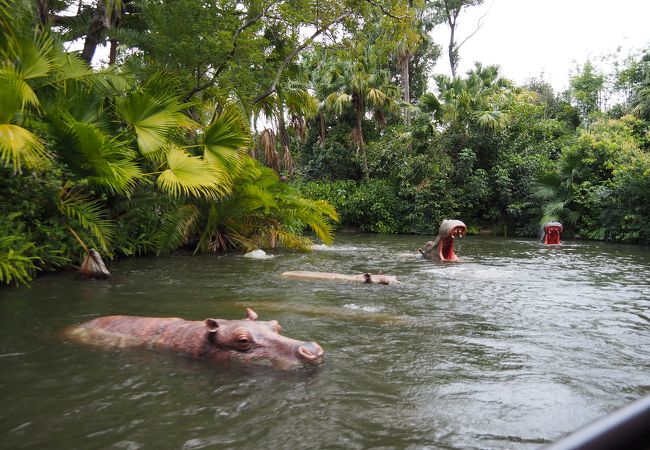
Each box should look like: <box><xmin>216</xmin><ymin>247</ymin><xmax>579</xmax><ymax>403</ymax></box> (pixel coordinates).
<box><xmin>1</xmin><ymin>0</ymin><xmax>649</xmax><ymax>287</ymax></box>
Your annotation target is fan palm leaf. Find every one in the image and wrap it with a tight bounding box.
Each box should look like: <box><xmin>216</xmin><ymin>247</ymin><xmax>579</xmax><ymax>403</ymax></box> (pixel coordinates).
<box><xmin>66</xmin><ymin>121</ymin><xmax>143</xmax><ymax>195</ymax></box>
<box><xmin>200</xmin><ymin>105</ymin><xmax>250</xmax><ymax>171</ymax></box>
<box><xmin>116</xmin><ymin>91</ymin><xmax>196</xmax><ymax>157</ymax></box>
<box><xmin>325</xmin><ymin>92</ymin><xmax>352</xmax><ymax>115</ymax></box>
<box><xmin>157</xmin><ymin>147</ymin><xmax>230</xmax><ymax>199</ymax></box>
<box><xmin>0</xmin><ymin>123</ymin><xmax>49</xmax><ymax>173</ymax></box>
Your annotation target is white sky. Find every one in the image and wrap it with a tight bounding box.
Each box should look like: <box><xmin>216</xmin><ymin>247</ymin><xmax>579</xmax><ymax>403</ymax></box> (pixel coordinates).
<box><xmin>429</xmin><ymin>0</ymin><xmax>650</xmax><ymax>92</ymax></box>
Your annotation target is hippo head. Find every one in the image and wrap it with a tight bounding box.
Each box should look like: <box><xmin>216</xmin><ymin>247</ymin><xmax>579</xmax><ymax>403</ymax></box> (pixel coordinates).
<box><xmin>543</xmin><ymin>222</ymin><xmax>563</xmax><ymax>245</ymax></box>
<box><xmin>419</xmin><ymin>219</ymin><xmax>466</xmax><ymax>261</ymax></box>
<box><xmin>205</xmin><ymin>308</ymin><xmax>324</xmax><ymax>370</ymax></box>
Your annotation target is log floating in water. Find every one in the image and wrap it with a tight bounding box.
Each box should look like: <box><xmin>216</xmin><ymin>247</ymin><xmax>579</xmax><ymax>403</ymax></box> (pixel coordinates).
<box><xmin>281</xmin><ymin>271</ymin><xmax>399</xmax><ymax>285</ymax></box>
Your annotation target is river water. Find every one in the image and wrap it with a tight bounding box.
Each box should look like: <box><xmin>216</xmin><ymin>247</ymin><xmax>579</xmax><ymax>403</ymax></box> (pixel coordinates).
<box><xmin>1</xmin><ymin>234</ymin><xmax>649</xmax><ymax>449</ymax></box>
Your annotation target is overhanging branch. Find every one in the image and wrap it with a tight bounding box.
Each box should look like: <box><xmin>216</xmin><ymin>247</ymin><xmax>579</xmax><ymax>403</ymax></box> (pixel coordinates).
<box><xmin>182</xmin><ymin>1</ymin><xmax>279</xmax><ymax>101</ymax></box>
<box><xmin>253</xmin><ymin>11</ymin><xmax>352</xmax><ymax>105</ymax></box>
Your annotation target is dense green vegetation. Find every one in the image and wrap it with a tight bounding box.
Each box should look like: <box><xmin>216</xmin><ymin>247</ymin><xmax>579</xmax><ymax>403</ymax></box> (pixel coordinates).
<box><xmin>2</xmin><ymin>0</ymin><xmax>649</xmax><ymax>286</ymax></box>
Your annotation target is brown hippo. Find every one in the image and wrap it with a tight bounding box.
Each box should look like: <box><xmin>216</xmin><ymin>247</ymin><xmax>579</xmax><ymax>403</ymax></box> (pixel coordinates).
<box><xmin>65</xmin><ymin>308</ymin><xmax>324</xmax><ymax>370</ymax></box>
<box><xmin>419</xmin><ymin>219</ymin><xmax>467</xmax><ymax>261</ymax></box>
<box><xmin>543</xmin><ymin>221</ymin><xmax>563</xmax><ymax>245</ymax></box>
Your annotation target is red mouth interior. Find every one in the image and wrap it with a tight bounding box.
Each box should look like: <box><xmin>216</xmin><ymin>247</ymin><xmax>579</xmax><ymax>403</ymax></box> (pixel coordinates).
<box><xmin>438</xmin><ymin>226</ymin><xmax>466</xmax><ymax>260</ymax></box>
<box><xmin>440</xmin><ymin>238</ymin><xmax>456</xmax><ymax>260</ymax></box>
<box><xmin>544</xmin><ymin>227</ymin><xmax>562</xmax><ymax>245</ymax></box>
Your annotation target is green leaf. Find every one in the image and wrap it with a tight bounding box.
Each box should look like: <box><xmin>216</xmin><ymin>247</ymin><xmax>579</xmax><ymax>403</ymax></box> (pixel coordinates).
<box><xmin>201</xmin><ymin>105</ymin><xmax>249</xmax><ymax>170</ymax></box>
<box><xmin>117</xmin><ymin>91</ymin><xmax>196</xmax><ymax>156</ymax></box>
<box><xmin>154</xmin><ymin>204</ymin><xmax>200</xmax><ymax>255</ymax></box>
<box><xmin>57</xmin><ymin>188</ymin><xmax>116</xmax><ymax>253</ymax></box>
<box><xmin>0</xmin><ymin>123</ymin><xmax>49</xmax><ymax>173</ymax></box>
<box><xmin>157</xmin><ymin>147</ymin><xmax>230</xmax><ymax>198</ymax></box>
<box><xmin>67</xmin><ymin>121</ymin><xmax>143</xmax><ymax>196</ymax></box>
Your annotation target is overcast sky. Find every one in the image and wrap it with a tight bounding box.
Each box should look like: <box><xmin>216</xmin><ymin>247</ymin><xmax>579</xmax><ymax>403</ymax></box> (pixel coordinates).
<box><xmin>429</xmin><ymin>0</ymin><xmax>650</xmax><ymax>92</ymax></box>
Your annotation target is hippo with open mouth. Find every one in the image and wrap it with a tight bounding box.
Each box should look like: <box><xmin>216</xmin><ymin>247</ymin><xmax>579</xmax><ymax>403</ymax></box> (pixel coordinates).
<box><xmin>543</xmin><ymin>221</ymin><xmax>563</xmax><ymax>245</ymax></box>
<box><xmin>65</xmin><ymin>308</ymin><xmax>324</xmax><ymax>370</ymax></box>
<box><xmin>419</xmin><ymin>219</ymin><xmax>467</xmax><ymax>261</ymax></box>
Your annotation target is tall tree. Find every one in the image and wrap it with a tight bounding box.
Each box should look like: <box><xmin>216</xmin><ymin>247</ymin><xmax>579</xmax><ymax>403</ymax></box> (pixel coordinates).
<box><xmin>320</xmin><ymin>45</ymin><xmax>401</xmax><ymax>179</ymax></box>
<box><xmin>427</xmin><ymin>0</ymin><xmax>484</xmax><ymax>77</ymax></box>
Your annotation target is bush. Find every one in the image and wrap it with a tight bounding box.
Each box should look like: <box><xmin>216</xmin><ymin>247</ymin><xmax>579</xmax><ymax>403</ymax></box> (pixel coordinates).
<box><xmin>299</xmin><ymin>124</ymin><xmax>362</xmax><ymax>181</ymax></box>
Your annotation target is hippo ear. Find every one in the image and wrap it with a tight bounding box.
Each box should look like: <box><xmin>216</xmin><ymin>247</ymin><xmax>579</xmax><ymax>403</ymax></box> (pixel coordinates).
<box><xmin>245</xmin><ymin>308</ymin><xmax>258</xmax><ymax>320</ymax></box>
<box><xmin>205</xmin><ymin>319</ymin><xmax>219</xmax><ymax>332</ymax></box>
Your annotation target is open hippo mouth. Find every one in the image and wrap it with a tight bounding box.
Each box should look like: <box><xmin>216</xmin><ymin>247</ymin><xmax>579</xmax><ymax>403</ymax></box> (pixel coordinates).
<box><xmin>543</xmin><ymin>222</ymin><xmax>563</xmax><ymax>245</ymax></box>
<box><xmin>439</xmin><ymin>224</ymin><xmax>466</xmax><ymax>260</ymax></box>
<box><xmin>419</xmin><ymin>219</ymin><xmax>467</xmax><ymax>261</ymax></box>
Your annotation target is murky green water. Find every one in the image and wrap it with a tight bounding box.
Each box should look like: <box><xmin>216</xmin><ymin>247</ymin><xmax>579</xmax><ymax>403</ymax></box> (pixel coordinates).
<box><xmin>1</xmin><ymin>234</ymin><xmax>649</xmax><ymax>449</ymax></box>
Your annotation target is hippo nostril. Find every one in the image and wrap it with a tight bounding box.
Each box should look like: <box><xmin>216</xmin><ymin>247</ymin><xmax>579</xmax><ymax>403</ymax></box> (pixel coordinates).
<box><xmin>297</xmin><ymin>342</ymin><xmax>324</xmax><ymax>361</ymax></box>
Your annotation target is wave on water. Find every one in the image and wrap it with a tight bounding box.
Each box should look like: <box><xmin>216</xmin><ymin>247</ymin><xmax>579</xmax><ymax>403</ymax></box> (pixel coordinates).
<box><xmin>343</xmin><ymin>303</ymin><xmax>385</xmax><ymax>313</ymax></box>
<box><xmin>311</xmin><ymin>244</ymin><xmax>362</xmax><ymax>252</ymax></box>
<box><xmin>243</xmin><ymin>249</ymin><xmax>274</xmax><ymax>259</ymax></box>
<box><xmin>424</xmin><ymin>265</ymin><xmax>513</xmax><ymax>280</ymax></box>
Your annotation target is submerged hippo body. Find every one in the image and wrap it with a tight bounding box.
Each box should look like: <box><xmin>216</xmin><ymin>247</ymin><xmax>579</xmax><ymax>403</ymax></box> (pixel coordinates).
<box><xmin>419</xmin><ymin>219</ymin><xmax>467</xmax><ymax>261</ymax></box>
<box><xmin>65</xmin><ymin>308</ymin><xmax>323</xmax><ymax>370</ymax></box>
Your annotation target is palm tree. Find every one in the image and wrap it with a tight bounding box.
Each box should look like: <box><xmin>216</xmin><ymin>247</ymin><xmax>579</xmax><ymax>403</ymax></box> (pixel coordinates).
<box><xmin>422</xmin><ymin>63</ymin><xmax>525</xmax><ymax>133</ymax></box>
<box><xmin>534</xmin><ymin>149</ymin><xmax>582</xmax><ymax>226</ymax></box>
<box><xmin>319</xmin><ymin>45</ymin><xmax>402</xmax><ymax>179</ymax></box>
<box><xmin>0</xmin><ymin>28</ymin><xmax>130</xmax><ymax>260</ymax></box>
<box><xmin>155</xmin><ymin>156</ymin><xmax>338</xmax><ymax>254</ymax></box>
<box><xmin>253</xmin><ymin>77</ymin><xmax>318</xmax><ymax>178</ymax></box>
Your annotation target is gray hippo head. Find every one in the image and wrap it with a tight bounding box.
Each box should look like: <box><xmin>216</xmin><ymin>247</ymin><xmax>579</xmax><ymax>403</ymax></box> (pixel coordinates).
<box><xmin>419</xmin><ymin>219</ymin><xmax>467</xmax><ymax>261</ymax></box>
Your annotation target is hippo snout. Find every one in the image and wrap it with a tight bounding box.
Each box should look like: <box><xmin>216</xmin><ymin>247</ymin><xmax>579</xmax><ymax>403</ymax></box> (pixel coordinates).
<box><xmin>297</xmin><ymin>341</ymin><xmax>324</xmax><ymax>363</ymax></box>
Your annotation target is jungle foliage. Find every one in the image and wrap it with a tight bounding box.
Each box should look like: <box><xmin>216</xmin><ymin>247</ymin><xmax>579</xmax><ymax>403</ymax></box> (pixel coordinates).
<box><xmin>2</xmin><ymin>0</ymin><xmax>650</xmax><ymax>286</ymax></box>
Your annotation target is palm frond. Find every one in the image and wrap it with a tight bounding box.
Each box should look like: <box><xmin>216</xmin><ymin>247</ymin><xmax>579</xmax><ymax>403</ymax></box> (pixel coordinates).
<box><xmin>54</xmin><ymin>51</ymin><xmax>132</xmax><ymax>96</ymax></box>
<box><xmin>154</xmin><ymin>204</ymin><xmax>200</xmax><ymax>255</ymax></box>
<box><xmin>286</xmin><ymin>198</ymin><xmax>338</xmax><ymax>245</ymax></box>
<box><xmin>0</xmin><ymin>236</ymin><xmax>42</xmax><ymax>286</ymax></box>
<box><xmin>67</xmin><ymin>121</ymin><xmax>143</xmax><ymax>195</ymax></box>
<box><xmin>366</xmin><ymin>87</ymin><xmax>387</xmax><ymax>107</ymax></box>
<box><xmin>325</xmin><ymin>92</ymin><xmax>352</xmax><ymax>115</ymax></box>
<box><xmin>282</xmin><ymin>147</ymin><xmax>294</xmax><ymax>177</ymax></box>
<box><xmin>201</xmin><ymin>104</ymin><xmax>250</xmax><ymax>170</ymax></box>
<box><xmin>157</xmin><ymin>147</ymin><xmax>231</xmax><ymax>198</ymax></box>
<box><xmin>57</xmin><ymin>188</ymin><xmax>116</xmax><ymax>253</ymax></box>
<box><xmin>240</xmin><ymin>183</ymin><xmax>278</xmax><ymax>212</ymax></box>
<box><xmin>117</xmin><ymin>91</ymin><xmax>196</xmax><ymax>157</ymax></box>
<box><xmin>273</xmin><ymin>228</ymin><xmax>313</xmax><ymax>252</ymax></box>
<box><xmin>7</xmin><ymin>32</ymin><xmax>54</xmax><ymax>80</ymax></box>
<box><xmin>0</xmin><ymin>68</ymin><xmax>40</xmax><ymax>109</ymax></box>
<box><xmin>0</xmin><ymin>123</ymin><xmax>50</xmax><ymax>173</ymax></box>
<box><xmin>258</xmin><ymin>128</ymin><xmax>279</xmax><ymax>172</ymax></box>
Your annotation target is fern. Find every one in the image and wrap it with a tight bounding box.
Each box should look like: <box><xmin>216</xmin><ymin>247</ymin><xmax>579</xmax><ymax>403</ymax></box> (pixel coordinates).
<box><xmin>154</xmin><ymin>204</ymin><xmax>200</xmax><ymax>254</ymax></box>
<box><xmin>57</xmin><ymin>187</ymin><xmax>115</xmax><ymax>253</ymax></box>
<box><xmin>0</xmin><ymin>236</ymin><xmax>42</xmax><ymax>286</ymax></box>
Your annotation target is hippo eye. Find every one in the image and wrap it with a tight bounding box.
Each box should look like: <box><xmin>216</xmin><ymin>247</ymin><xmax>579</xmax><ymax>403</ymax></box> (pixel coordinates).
<box><xmin>233</xmin><ymin>329</ymin><xmax>253</xmax><ymax>349</ymax></box>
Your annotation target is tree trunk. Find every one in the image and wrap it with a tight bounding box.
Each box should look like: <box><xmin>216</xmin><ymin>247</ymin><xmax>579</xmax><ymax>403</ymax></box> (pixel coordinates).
<box><xmin>109</xmin><ymin>39</ymin><xmax>118</xmax><ymax>65</ymax></box>
<box><xmin>277</xmin><ymin>108</ymin><xmax>292</xmax><ymax>176</ymax></box>
<box><xmin>448</xmin><ymin>23</ymin><xmax>457</xmax><ymax>77</ymax></box>
<box><xmin>353</xmin><ymin>93</ymin><xmax>369</xmax><ymax>180</ymax></box>
<box><xmin>81</xmin><ymin>0</ymin><xmax>108</xmax><ymax>65</ymax></box>
<box><xmin>400</xmin><ymin>52</ymin><xmax>412</xmax><ymax>126</ymax></box>
<box><xmin>277</xmin><ymin>108</ymin><xmax>290</xmax><ymax>152</ymax></box>
<box><xmin>319</xmin><ymin>111</ymin><xmax>326</xmax><ymax>148</ymax></box>
<box><xmin>36</xmin><ymin>0</ymin><xmax>49</xmax><ymax>26</ymax></box>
